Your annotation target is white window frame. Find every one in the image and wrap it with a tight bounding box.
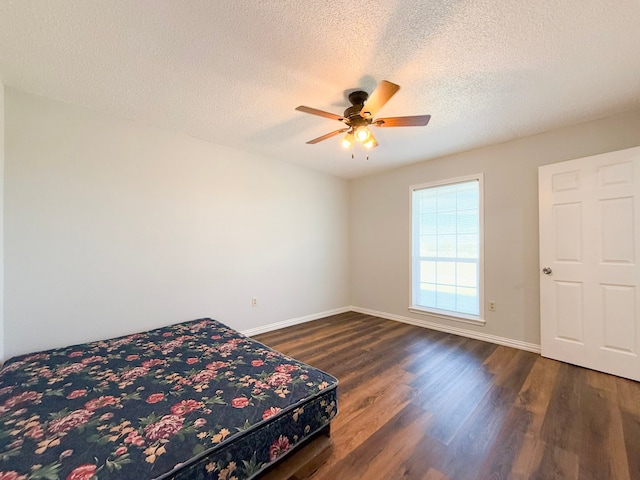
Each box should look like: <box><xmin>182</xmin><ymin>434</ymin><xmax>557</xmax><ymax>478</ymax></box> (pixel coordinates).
<box><xmin>409</xmin><ymin>174</ymin><xmax>485</xmax><ymax>325</ymax></box>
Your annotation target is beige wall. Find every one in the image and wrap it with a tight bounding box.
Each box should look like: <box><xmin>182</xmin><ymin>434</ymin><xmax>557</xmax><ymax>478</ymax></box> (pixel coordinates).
<box><xmin>4</xmin><ymin>85</ymin><xmax>640</xmax><ymax>358</ymax></box>
<box><xmin>4</xmin><ymin>89</ymin><xmax>350</xmax><ymax>359</ymax></box>
<box><xmin>349</xmin><ymin>109</ymin><xmax>640</xmax><ymax>346</ymax></box>
<box><xmin>0</xmin><ymin>84</ymin><xmax>4</xmax><ymax>359</ymax></box>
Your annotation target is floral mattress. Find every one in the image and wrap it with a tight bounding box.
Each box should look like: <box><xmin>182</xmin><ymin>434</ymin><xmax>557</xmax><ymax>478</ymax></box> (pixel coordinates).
<box><xmin>0</xmin><ymin>318</ymin><xmax>338</xmax><ymax>480</ymax></box>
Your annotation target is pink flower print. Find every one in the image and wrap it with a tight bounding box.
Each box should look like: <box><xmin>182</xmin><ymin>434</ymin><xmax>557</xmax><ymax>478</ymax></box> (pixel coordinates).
<box><xmin>65</xmin><ymin>464</ymin><xmax>97</xmax><ymax>480</ymax></box>
<box><xmin>231</xmin><ymin>397</ymin><xmax>249</xmax><ymax>409</ymax></box>
<box><xmin>269</xmin><ymin>435</ymin><xmax>291</xmax><ymax>460</ymax></box>
<box><xmin>143</xmin><ymin>415</ymin><xmax>185</xmax><ymax>441</ymax></box>
<box><xmin>146</xmin><ymin>393</ymin><xmax>165</xmax><ymax>404</ymax></box>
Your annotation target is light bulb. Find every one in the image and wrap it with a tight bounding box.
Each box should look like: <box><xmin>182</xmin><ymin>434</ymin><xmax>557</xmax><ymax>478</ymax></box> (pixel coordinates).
<box><xmin>341</xmin><ymin>133</ymin><xmax>354</xmax><ymax>149</ymax></box>
<box><xmin>363</xmin><ymin>133</ymin><xmax>378</xmax><ymax>149</ymax></box>
<box><xmin>355</xmin><ymin>127</ymin><xmax>370</xmax><ymax>142</ymax></box>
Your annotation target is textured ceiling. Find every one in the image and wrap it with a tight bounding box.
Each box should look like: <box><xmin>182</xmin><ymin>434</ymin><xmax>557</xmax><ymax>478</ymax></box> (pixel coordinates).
<box><xmin>1</xmin><ymin>1</ymin><xmax>639</xmax><ymax>179</ymax></box>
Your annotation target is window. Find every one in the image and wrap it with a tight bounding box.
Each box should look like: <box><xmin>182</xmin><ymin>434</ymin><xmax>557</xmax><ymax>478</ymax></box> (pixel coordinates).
<box><xmin>411</xmin><ymin>175</ymin><xmax>483</xmax><ymax>321</ymax></box>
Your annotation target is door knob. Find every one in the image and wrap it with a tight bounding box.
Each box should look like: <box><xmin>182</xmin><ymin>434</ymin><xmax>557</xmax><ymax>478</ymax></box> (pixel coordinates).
<box><xmin>542</xmin><ymin>267</ymin><xmax>552</xmax><ymax>275</ymax></box>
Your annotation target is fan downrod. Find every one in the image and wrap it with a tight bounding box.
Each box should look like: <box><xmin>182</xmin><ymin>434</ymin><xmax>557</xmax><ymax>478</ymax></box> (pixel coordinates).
<box><xmin>348</xmin><ymin>90</ymin><xmax>369</xmax><ymax>106</ymax></box>
<box><xmin>344</xmin><ymin>90</ymin><xmax>370</xmax><ymax>124</ymax></box>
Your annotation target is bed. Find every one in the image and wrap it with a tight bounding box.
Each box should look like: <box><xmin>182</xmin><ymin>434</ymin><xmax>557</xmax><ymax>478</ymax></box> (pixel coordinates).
<box><xmin>0</xmin><ymin>318</ymin><xmax>338</xmax><ymax>480</ymax></box>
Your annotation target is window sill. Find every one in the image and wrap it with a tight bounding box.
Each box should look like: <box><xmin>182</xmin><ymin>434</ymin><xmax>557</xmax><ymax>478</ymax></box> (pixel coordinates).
<box><xmin>408</xmin><ymin>307</ymin><xmax>486</xmax><ymax>326</ymax></box>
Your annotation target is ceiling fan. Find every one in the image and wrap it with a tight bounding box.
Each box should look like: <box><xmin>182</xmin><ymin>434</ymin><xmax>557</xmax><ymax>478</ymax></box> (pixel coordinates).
<box><xmin>295</xmin><ymin>80</ymin><xmax>431</xmax><ymax>150</ymax></box>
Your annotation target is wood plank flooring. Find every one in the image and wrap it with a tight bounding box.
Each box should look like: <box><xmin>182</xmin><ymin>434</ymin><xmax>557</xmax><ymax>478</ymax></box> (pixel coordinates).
<box><xmin>254</xmin><ymin>311</ymin><xmax>640</xmax><ymax>480</ymax></box>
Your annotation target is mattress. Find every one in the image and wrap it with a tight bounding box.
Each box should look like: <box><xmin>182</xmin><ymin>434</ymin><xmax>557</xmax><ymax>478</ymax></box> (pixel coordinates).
<box><xmin>0</xmin><ymin>318</ymin><xmax>338</xmax><ymax>479</ymax></box>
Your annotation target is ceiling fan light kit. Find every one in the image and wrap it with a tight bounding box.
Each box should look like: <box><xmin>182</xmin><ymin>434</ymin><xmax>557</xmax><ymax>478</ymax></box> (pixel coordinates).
<box><xmin>341</xmin><ymin>133</ymin><xmax>354</xmax><ymax>149</ymax></box>
<box><xmin>355</xmin><ymin>126</ymin><xmax>370</xmax><ymax>142</ymax></box>
<box><xmin>296</xmin><ymin>80</ymin><xmax>431</xmax><ymax>153</ymax></box>
<box><xmin>363</xmin><ymin>135</ymin><xmax>378</xmax><ymax>150</ymax></box>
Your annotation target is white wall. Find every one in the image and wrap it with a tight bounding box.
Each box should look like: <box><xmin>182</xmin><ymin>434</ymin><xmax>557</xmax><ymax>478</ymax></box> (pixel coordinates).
<box><xmin>4</xmin><ymin>89</ymin><xmax>349</xmax><ymax>359</ymax></box>
<box><xmin>350</xmin><ymin>109</ymin><xmax>640</xmax><ymax>346</ymax></box>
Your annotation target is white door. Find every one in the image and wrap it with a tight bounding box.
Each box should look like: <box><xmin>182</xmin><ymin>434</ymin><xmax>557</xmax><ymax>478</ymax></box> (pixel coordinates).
<box><xmin>539</xmin><ymin>146</ymin><xmax>640</xmax><ymax>382</ymax></box>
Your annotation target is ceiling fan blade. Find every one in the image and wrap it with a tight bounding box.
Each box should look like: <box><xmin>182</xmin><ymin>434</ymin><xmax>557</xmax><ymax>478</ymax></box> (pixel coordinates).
<box><xmin>374</xmin><ymin>115</ymin><xmax>431</xmax><ymax>127</ymax></box>
<box><xmin>360</xmin><ymin>80</ymin><xmax>400</xmax><ymax>119</ymax></box>
<box><xmin>306</xmin><ymin>128</ymin><xmax>349</xmax><ymax>144</ymax></box>
<box><xmin>295</xmin><ymin>106</ymin><xmax>344</xmax><ymax>122</ymax></box>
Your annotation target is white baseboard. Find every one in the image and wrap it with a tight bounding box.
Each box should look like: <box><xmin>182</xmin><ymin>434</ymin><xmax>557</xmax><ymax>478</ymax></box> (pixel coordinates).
<box><xmin>349</xmin><ymin>306</ymin><xmax>541</xmax><ymax>354</ymax></box>
<box><xmin>241</xmin><ymin>305</ymin><xmax>541</xmax><ymax>354</ymax></box>
<box><xmin>240</xmin><ymin>306</ymin><xmax>352</xmax><ymax>337</ymax></box>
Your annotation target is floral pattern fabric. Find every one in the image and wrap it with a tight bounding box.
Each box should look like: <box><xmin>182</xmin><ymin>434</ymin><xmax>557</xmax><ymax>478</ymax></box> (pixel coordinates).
<box><xmin>0</xmin><ymin>318</ymin><xmax>338</xmax><ymax>480</ymax></box>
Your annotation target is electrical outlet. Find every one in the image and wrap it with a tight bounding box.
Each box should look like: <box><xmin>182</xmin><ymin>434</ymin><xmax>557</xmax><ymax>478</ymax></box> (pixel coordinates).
<box><xmin>488</xmin><ymin>301</ymin><xmax>496</xmax><ymax>312</ymax></box>
<box><xmin>251</xmin><ymin>297</ymin><xmax>258</xmax><ymax>307</ymax></box>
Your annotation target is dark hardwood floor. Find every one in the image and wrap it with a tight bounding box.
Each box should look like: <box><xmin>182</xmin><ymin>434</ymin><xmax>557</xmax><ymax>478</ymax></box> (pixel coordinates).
<box><xmin>254</xmin><ymin>311</ymin><xmax>640</xmax><ymax>480</ymax></box>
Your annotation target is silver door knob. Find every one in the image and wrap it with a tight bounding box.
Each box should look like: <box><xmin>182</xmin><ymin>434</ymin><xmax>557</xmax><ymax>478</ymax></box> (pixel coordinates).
<box><xmin>542</xmin><ymin>267</ymin><xmax>552</xmax><ymax>275</ymax></box>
